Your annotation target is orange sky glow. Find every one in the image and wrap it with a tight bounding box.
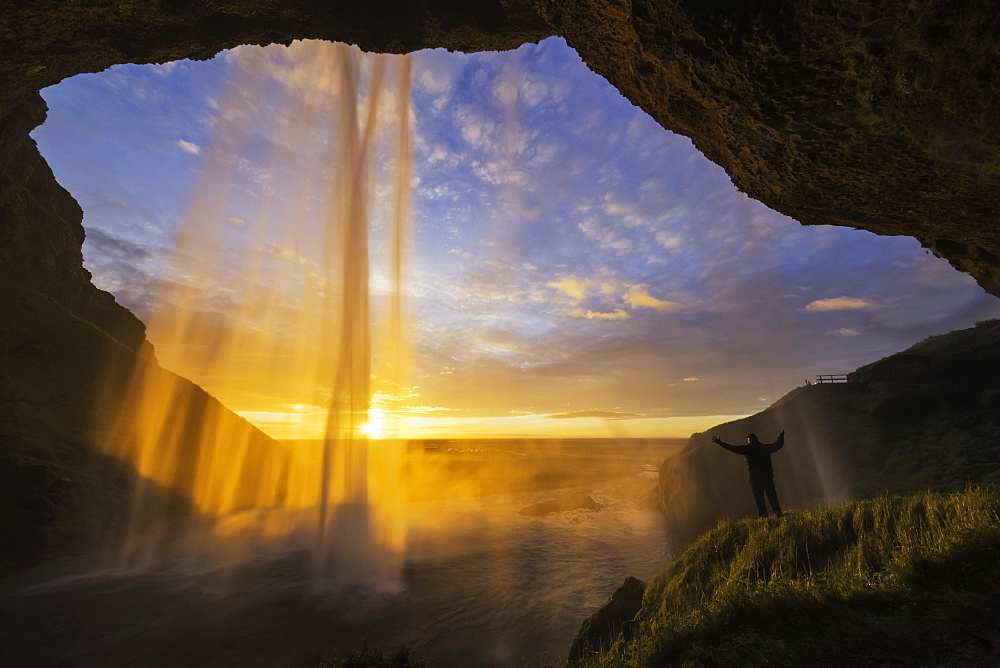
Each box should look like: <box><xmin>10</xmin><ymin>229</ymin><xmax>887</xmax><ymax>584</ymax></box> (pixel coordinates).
<box><xmin>234</xmin><ymin>406</ymin><xmax>750</xmax><ymax>440</ymax></box>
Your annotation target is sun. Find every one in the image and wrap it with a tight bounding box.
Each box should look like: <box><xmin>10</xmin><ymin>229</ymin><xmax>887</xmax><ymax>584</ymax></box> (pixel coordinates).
<box><xmin>359</xmin><ymin>409</ymin><xmax>385</xmax><ymax>439</ymax></box>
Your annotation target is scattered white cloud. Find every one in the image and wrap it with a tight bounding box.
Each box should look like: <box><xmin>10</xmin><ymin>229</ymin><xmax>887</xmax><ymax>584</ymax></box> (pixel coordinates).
<box><xmin>682</xmin><ymin>377</ymin><xmax>700</xmax><ymax>382</ymax></box>
<box><xmin>546</xmin><ymin>409</ymin><xmax>644</xmax><ymax>419</ymax></box>
<box><xmin>570</xmin><ymin>308</ymin><xmax>630</xmax><ymax>320</ymax></box>
<box><xmin>805</xmin><ymin>296</ymin><xmax>877</xmax><ymax>311</ymax></box>
<box><xmin>396</xmin><ymin>405</ymin><xmax>452</xmax><ymax>415</ymax></box>
<box><xmin>152</xmin><ymin>61</ymin><xmax>181</xmax><ymax>76</ymax></box>
<box><xmin>519</xmin><ymin>79</ymin><xmax>551</xmax><ymax>108</ymax></box>
<box><xmin>655</xmin><ymin>231</ymin><xmax>683</xmax><ymax>250</ymax></box>
<box><xmin>413</xmin><ymin>53</ymin><xmax>461</xmax><ymax>96</ymax></box>
<box><xmin>578</xmin><ymin>218</ymin><xmax>633</xmax><ymax>252</ymax></box>
<box><xmin>828</xmin><ymin>328</ymin><xmax>861</xmax><ymax>336</ymax></box>
<box><xmin>177</xmin><ymin>139</ymin><xmax>200</xmax><ymax>155</ymax></box>
<box><xmin>454</xmin><ymin>105</ymin><xmax>498</xmax><ymax>151</ymax></box>
<box><xmin>493</xmin><ymin>79</ymin><xmax>519</xmax><ymax>107</ymax></box>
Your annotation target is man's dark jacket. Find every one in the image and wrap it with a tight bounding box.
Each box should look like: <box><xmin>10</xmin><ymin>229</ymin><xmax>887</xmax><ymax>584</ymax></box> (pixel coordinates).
<box><xmin>715</xmin><ymin>434</ymin><xmax>784</xmax><ymax>480</ymax></box>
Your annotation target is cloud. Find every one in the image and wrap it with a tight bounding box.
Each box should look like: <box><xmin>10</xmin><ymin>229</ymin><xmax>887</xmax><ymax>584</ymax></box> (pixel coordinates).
<box><xmin>546</xmin><ymin>410</ymin><xmax>644</xmax><ymax>420</ymax></box>
<box><xmin>623</xmin><ymin>284</ymin><xmax>678</xmax><ymax>311</ymax></box>
<box><xmin>682</xmin><ymin>377</ymin><xmax>700</xmax><ymax>382</ymax></box>
<box><xmin>396</xmin><ymin>405</ymin><xmax>452</xmax><ymax>415</ymax></box>
<box><xmin>548</xmin><ymin>276</ymin><xmax>594</xmax><ymax>301</ymax></box>
<box><xmin>493</xmin><ymin>78</ymin><xmax>519</xmax><ymax>107</ymax></box>
<box><xmin>827</xmin><ymin>328</ymin><xmax>861</xmax><ymax>336</ymax></box>
<box><xmin>578</xmin><ymin>218</ymin><xmax>632</xmax><ymax>252</ymax></box>
<box><xmin>520</xmin><ymin>75</ymin><xmax>569</xmax><ymax>108</ymax></box>
<box><xmin>84</xmin><ymin>227</ymin><xmax>153</xmax><ymax>260</ymax></box>
<box><xmin>600</xmin><ymin>281</ymin><xmax>619</xmax><ymax>295</ymax></box>
<box><xmin>177</xmin><ymin>139</ymin><xmax>200</xmax><ymax>155</ymax></box>
<box><xmin>440</xmin><ymin>278</ymin><xmax>548</xmax><ymax>306</ymax></box>
<box><xmin>412</xmin><ymin>49</ymin><xmax>464</xmax><ymax>96</ymax></box>
<box><xmin>805</xmin><ymin>296</ymin><xmax>877</xmax><ymax>311</ymax></box>
<box><xmin>655</xmin><ymin>231</ymin><xmax>683</xmax><ymax>250</ymax></box>
<box><xmin>454</xmin><ymin>105</ymin><xmax>498</xmax><ymax>150</ymax></box>
<box><xmin>570</xmin><ymin>308</ymin><xmax>630</xmax><ymax>320</ymax></box>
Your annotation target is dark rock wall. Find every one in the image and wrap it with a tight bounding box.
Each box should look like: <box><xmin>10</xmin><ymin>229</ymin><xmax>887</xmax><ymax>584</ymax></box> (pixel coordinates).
<box><xmin>0</xmin><ymin>94</ymin><xmax>149</xmax><ymax>353</ymax></box>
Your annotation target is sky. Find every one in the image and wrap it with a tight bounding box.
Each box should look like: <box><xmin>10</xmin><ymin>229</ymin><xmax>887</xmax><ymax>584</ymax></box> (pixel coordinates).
<box><xmin>33</xmin><ymin>37</ymin><xmax>1000</xmax><ymax>439</ymax></box>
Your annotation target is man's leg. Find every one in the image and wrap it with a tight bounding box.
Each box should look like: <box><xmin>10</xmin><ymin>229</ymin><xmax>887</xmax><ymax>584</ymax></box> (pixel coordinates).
<box><xmin>764</xmin><ymin>478</ymin><xmax>782</xmax><ymax>517</ymax></box>
<box><xmin>750</xmin><ymin>479</ymin><xmax>768</xmax><ymax>517</ymax></box>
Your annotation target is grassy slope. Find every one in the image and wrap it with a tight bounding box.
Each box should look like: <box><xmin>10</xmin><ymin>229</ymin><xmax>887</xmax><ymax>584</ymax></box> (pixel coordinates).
<box><xmin>572</xmin><ymin>322</ymin><xmax>1000</xmax><ymax>665</ymax></box>
<box><xmin>588</xmin><ymin>487</ymin><xmax>1000</xmax><ymax>666</ymax></box>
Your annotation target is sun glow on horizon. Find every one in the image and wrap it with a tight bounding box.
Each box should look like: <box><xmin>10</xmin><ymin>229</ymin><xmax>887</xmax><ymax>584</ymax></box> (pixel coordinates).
<box><xmin>234</xmin><ymin>405</ymin><xmax>750</xmax><ymax>441</ymax></box>
<box><xmin>359</xmin><ymin>409</ymin><xmax>386</xmax><ymax>439</ymax></box>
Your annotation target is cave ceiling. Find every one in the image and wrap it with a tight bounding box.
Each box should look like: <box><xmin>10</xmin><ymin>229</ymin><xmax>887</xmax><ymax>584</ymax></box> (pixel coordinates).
<box><xmin>2</xmin><ymin>0</ymin><xmax>998</xmax><ymax>299</ymax></box>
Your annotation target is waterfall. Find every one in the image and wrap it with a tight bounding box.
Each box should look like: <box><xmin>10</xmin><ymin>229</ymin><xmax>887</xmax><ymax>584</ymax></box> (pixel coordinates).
<box><xmin>93</xmin><ymin>40</ymin><xmax>412</xmax><ymax>589</ymax></box>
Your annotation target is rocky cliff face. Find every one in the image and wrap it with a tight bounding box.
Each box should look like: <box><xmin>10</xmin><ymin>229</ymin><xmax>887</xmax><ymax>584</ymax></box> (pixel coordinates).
<box><xmin>0</xmin><ymin>281</ymin><xmax>288</xmax><ymax>569</ymax></box>
<box><xmin>0</xmin><ymin>93</ymin><xmax>149</xmax><ymax>353</ymax></box>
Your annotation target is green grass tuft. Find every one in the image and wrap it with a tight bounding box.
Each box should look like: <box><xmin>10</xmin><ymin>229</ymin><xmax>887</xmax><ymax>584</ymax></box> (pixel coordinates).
<box><xmin>585</xmin><ymin>487</ymin><xmax>1000</xmax><ymax>666</ymax></box>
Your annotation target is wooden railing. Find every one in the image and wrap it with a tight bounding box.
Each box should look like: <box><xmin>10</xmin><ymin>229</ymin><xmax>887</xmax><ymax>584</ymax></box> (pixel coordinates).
<box><xmin>815</xmin><ymin>374</ymin><xmax>849</xmax><ymax>384</ymax></box>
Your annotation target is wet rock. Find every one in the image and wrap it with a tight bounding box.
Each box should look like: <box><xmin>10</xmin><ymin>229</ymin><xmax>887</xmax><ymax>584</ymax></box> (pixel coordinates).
<box><xmin>568</xmin><ymin>575</ymin><xmax>646</xmax><ymax>664</ymax></box>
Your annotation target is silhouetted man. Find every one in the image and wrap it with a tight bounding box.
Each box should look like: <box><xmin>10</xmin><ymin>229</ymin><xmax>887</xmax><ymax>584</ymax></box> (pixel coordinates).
<box><xmin>712</xmin><ymin>431</ymin><xmax>785</xmax><ymax>518</ymax></box>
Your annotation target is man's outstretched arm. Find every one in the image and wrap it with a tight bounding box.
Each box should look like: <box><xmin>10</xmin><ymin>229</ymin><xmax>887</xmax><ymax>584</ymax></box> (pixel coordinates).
<box><xmin>768</xmin><ymin>430</ymin><xmax>785</xmax><ymax>453</ymax></box>
<box><xmin>712</xmin><ymin>436</ymin><xmax>746</xmax><ymax>453</ymax></box>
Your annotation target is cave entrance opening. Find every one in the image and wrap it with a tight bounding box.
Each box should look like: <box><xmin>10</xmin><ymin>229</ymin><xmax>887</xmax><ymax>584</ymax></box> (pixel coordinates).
<box><xmin>30</xmin><ymin>37</ymin><xmax>1000</xmax><ymax>586</ymax></box>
